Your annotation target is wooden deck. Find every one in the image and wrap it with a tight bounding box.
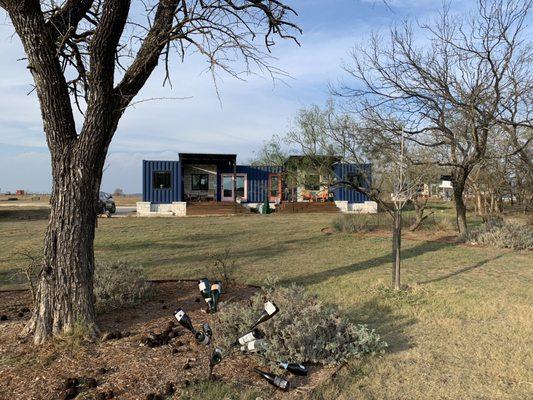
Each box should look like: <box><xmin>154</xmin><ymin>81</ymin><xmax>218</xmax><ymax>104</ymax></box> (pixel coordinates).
<box><xmin>276</xmin><ymin>201</ymin><xmax>340</xmax><ymax>214</ymax></box>
<box><xmin>186</xmin><ymin>201</ymin><xmax>250</xmax><ymax>216</ymax></box>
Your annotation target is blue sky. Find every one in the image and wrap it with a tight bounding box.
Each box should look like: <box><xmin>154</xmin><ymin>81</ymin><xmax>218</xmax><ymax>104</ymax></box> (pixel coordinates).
<box><xmin>0</xmin><ymin>0</ymin><xmax>471</xmax><ymax>193</ymax></box>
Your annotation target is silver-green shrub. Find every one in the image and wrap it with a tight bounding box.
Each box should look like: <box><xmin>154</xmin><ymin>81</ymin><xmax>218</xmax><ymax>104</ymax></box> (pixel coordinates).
<box><xmin>94</xmin><ymin>260</ymin><xmax>153</xmax><ymax>312</ymax></box>
<box><xmin>212</xmin><ymin>283</ymin><xmax>386</xmax><ymax>365</ymax></box>
<box><xmin>466</xmin><ymin>220</ymin><xmax>533</xmax><ymax>250</ymax></box>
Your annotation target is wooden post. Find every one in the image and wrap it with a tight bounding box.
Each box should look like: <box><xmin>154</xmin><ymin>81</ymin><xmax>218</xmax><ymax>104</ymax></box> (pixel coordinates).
<box><xmin>232</xmin><ymin>160</ymin><xmax>237</xmax><ymax>213</ymax></box>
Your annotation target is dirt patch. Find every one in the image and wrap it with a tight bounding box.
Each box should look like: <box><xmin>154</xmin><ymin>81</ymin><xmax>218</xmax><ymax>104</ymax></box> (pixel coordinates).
<box><xmin>0</xmin><ymin>282</ymin><xmax>332</xmax><ymax>399</ymax></box>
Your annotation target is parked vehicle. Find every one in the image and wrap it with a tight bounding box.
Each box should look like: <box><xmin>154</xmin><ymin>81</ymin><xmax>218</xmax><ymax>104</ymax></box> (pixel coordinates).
<box><xmin>99</xmin><ymin>192</ymin><xmax>116</xmax><ymax>214</ymax></box>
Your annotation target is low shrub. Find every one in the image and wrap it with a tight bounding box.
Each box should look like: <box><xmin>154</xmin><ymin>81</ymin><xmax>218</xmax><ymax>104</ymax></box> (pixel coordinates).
<box><xmin>94</xmin><ymin>260</ymin><xmax>153</xmax><ymax>312</ymax></box>
<box><xmin>466</xmin><ymin>220</ymin><xmax>533</xmax><ymax>250</ymax></box>
<box><xmin>332</xmin><ymin>213</ymin><xmax>387</xmax><ymax>233</ymax></box>
<box><xmin>213</xmin><ymin>283</ymin><xmax>386</xmax><ymax>365</ymax></box>
<box><xmin>332</xmin><ymin>212</ymin><xmax>454</xmax><ymax>233</ymax></box>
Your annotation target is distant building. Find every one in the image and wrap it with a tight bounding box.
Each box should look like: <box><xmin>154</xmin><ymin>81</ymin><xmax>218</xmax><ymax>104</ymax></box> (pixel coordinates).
<box><xmin>137</xmin><ymin>153</ymin><xmax>377</xmax><ymax>216</ymax></box>
<box><xmin>15</xmin><ymin>189</ymin><xmax>26</xmax><ymax>196</ymax></box>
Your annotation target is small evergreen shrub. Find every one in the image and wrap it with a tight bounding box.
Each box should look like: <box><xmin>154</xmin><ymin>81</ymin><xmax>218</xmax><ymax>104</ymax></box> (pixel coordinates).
<box><xmin>466</xmin><ymin>220</ymin><xmax>533</xmax><ymax>250</ymax></box>
<box><xmin>213</xmin><ymin>283</ymin><xmax>386</xmax><ymax>365</ymax></box>
<box><xmin>94</xmin><ymin>260</ymin><xmax>153</xmax><ymax>312</ymax></box>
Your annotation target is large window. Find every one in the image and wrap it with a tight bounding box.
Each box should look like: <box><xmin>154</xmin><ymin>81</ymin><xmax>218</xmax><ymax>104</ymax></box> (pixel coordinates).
<box><xmin>304</xmin><ymin>175</ymin><xmax>320</xmax><ymax>191</ymax></box>
<box><xmin>191</xmin><ymin>174</ymin><xmax>209</xmax><ymax>191</ymax></box>
<box><xmin>153</xmin><ymin>171</ymin><xmax>171</xmax><ymax>189</ymax></box>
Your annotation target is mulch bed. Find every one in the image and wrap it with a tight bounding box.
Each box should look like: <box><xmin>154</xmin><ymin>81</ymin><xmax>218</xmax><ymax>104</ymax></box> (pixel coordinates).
<box><xmin>0</xmin><ymin>281</ymin><xmax>333</xmax><ymax>399</ymax></box>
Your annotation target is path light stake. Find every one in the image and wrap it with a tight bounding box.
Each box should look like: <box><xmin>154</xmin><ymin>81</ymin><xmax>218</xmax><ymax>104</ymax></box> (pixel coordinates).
<box><xmin>279</xmin><ymin>362</ymin><xmax>308</xmax><ymax>376</ymax></box>
<box><xmin>174</xmin><ymin>308</ymin><xmax>196</xmax><ymax>334</ymax></box>
<box><xmin>232</xmin><ymin>329</ymin><xmax>264</xmax><ymax>347</ymax></box>
<box><xmin>198</xmin><ymin>278</ymin><xmax>213</xmax><ymax>312</ymax></box>
<box><xmin>240</xmin><ymin>339</ymin><xmax>269</xmax><ymax>353</ymax></box>
<box><xmin>250</xmin><ymin>301</ymin><xmax>279</xmax><ymax>330</ymax></box>
<box><xmin>253</xmin><ymin>368</ymin><xmax>289</xmax><ymax>391</ymax></box>
<box><xmin>210</xmin><ymin>281</ymin><xmax>222</xmax><ymax>312</ymax></box>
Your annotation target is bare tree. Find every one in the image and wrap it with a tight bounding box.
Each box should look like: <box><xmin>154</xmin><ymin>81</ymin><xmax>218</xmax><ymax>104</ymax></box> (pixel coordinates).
<box><xmin>274</xmin><ymin>102</ymin><xmax>427</xmax><ymax>290</ymax></box>
<box><xmin>336</xmin><ymin>0</ymin><xmax>532</xmax><ymax>234</ymax></box>
<box><xmin>0</xmin><ymin>0</ymin><xmax>300</xmax><ymax>344</ymax></box>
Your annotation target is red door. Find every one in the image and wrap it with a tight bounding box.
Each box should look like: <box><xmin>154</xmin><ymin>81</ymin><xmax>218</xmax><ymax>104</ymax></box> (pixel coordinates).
<box><xmin>268</xmin><ymin>173</ymin><xmax>282</xmax><ymax>202</ymax></box>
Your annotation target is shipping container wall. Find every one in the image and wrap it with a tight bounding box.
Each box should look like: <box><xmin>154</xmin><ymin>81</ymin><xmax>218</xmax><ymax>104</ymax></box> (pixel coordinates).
<box><xmin>215</xmin><ymin>165</ymin><xmax>283</xmax><ymax>203</ymax></box>
<box><xmin>332</xmin><ymin>163</ymin><xmax>371</xmax><ymax>203</ymax></box>
<box><xmin>142</xmin><ymin>160</ymin><xmax>182</xmax><ymax>204</ymax></box>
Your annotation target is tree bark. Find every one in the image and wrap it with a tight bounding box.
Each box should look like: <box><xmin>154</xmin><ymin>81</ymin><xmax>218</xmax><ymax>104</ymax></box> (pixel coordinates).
<box><xmin>452</xmin><ymin>178</ymin><xmax>468</xmax><ymax>235</ymax></box>
<box><xmin>22</xmin><ymin>152</ymin><xmax>102</xmax><ymax>343</ymax></box>
<box><xmin>392</xmin><ymin>209</ymin><xmax>402</xmax><ymax>290</ymax></box>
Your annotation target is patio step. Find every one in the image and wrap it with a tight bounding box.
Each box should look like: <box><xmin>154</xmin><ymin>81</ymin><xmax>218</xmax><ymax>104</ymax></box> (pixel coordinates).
<box><xmin>276</xmin><ymin>201</ymin><xmax>340</xmax><ymax>214</ymax></box>
<box><xmin>186</xmin><ymin>202</ymin><xmax>250</xmax><ymax>216</ymax></box>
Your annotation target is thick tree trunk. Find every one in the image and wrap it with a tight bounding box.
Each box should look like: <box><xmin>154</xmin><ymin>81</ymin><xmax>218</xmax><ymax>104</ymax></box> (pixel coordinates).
<box><xmin>22</xmin><ymin>154</ymin><xmax>102</xmax><ymax>344</ymax></box>
<box><xmin>392</xmin><ymin>209</ymin><xmax>402</xmax><ymax>290</ymax></box>
<box><xmin>452</xmin><ymin>168</ymin><xmax>469</xmax><ymax>235</ymax></box>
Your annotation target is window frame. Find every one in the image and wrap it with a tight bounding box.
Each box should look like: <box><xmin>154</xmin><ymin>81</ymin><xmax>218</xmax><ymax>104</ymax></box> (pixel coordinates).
<box><xmin>191</xmin><ymin>173</ymin><xmax>210</xmax><ymax>191</ymax></box>
<box><xmin>153</xmin><ymin>171</ymin><xmax>172</xmax><ymax>189</ymax></box>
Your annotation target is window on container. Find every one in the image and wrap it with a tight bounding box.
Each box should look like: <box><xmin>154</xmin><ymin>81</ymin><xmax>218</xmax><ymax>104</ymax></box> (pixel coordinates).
<box><xmin>270</xmin><ymin>175</ymin><xmax>280</xmax><ymax>197</ymax></box>
<box><xmin>347</xmin><ymin>171</ymin><xmax>365</xmax><ymax>188</ymax></box>
<box><xmin>305</xmin><ymin>175</ymin><xmax>320</xmax><ymax>191</ymax></box>
<box><xmin>153</xmin><ymin>171</ymin><xmax>171</xmax><ymax>189</ymax></box>
<box><xmin>191</xmin><ymin>174</ymin><xmax>209</xmax><ymax>191</ymax></box>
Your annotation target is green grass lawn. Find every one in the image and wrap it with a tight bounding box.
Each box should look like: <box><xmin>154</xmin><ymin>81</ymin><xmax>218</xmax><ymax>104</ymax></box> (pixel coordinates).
<box><xmin>1</xmin><ymin>208</ymin><xmax>531</xmax><ymax>399</ymax></box>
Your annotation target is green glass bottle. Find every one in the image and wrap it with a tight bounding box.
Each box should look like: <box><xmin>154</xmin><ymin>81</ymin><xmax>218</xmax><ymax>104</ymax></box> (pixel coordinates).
<box><xmin>253</xmin><ymin>368</ymin><xmax>289</xmax><ymax>390</ymax></box>
<box><xmin>210</xmin><ymin>281</ymin><xmax>222</xmax><ymax>312</ymax></box>
<box><xmin>174</xmin><ymin>308</ymin><xmax>196</xmax><ymax>334</ymax></box>
<box><xmin>232</xmin><ymin>328</ymin><xmax>264</xmax><ymax>347</ymax></box>
<box><xmin>279</xmin><ymin>362</ymin><xmax>308</xmax><ymax>376</ymax></box>
<box><xmin>198</xmin><ymin>278</ymin><xmax>213</xmax><ymax>312</ymax></box>
<box><xmin>250</xmin><ymin>301</ymin><xmax>279</xmax><ymax>329</ymax></box>
<box><xmin>202</xmin><ymin>322</ymin><xmax>212</xmax><ymax>338</ymax></box>
<box><xmin>240</xmin><ymin>338</ymin><xmax>268</xmax><ymax>353</ymax></box>
<box><xmin>194</xmin><ymin>330</ymin><xmax>211</xmax><ymax>345</ymax></box>
<box><xmin>211</xmin><ymin>348</ymin><xmax>223</xmax><ymax>365</ymax></box>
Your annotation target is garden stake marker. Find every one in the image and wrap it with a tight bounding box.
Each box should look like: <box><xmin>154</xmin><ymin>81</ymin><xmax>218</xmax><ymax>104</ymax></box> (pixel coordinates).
<box><xmin>253</xmin><ymin>368</ymin><xmax>289</xmax><ymax>391</ymax></box>
<box><xmin>250</xmin><ymin>301</ymin><xmax>279</xmax><ymax>330</ymax></box>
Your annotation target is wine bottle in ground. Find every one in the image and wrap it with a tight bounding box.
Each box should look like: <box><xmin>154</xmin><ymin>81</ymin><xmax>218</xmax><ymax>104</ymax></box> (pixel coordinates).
<box><xmin>232</xmin><ymin>328</ymin><xmax>264</xmax><ymax>347</ymax></box>
<box><xmin>202</xmin><ymin>322</ymin><xmax>212</xmax><ymax>338</ymax></box>
<box><xmin>253</xmin><ymin>368</ymin><xmax>289</xmax><ymax>391</ymax></box>
<box><xmin>240</xmin><ymin>339</ymin><xmax>269</xmax><ymax>353</ymax></box>
<box><xmin>279</xmin><ymin>362</ymin><xmax>308</xmax><ymax>376</ymax></box>
<box><xmin>210</xmin><ymin>348</ymin><xmax>223</xmax><ymax>365</ymax></box>
<box><xmin>194</xmin><ymin>330</ymin><xmax>211</xmax><ymax>345</ymax></box>
<box><xmin>174</xmin><ymin>308</ymin><xmax>196</xmax><ymax>334</ymax></box>
<box><xmin>198</xmin><ymin>278</ymin><xmax>213</xmax><ymax>312</ymax></box>
<box><xmin>210</xmin><ymin>281</ymin><xmax>222</xmax><ymax>312</ymax></box>
<box><xmin>250</xmin><ymin>301</ymin><xmax>279</xmax><ymax>330</ymax></box>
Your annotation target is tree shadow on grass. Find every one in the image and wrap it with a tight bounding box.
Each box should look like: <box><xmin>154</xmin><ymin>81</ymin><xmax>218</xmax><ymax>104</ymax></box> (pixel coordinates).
<box><xmin>280</xmin><ymin>239</ymin><xmax>451</xmax><ymax>287</ymax></box>
<box><xmin>416</xmin><ymin>254</ymin><xmax>505</xmax><ymax>285</ymax></box>
<box><xmin>346</xmin><ymin>296</ymin><xmax>417</xmax><ymax>354</ymax></box>
<box><xmin>139</xmin><ymin>233</ymin><xmax>328</xmax><ymax>269</ymax></box>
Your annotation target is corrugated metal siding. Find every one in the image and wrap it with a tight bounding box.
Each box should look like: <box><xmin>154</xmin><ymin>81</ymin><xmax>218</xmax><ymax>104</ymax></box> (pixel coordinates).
<box><xmin>142</xmin><ymin>160</ymin><xmax>182</xmax><ymax>204</ymax></box>
<box><xmin>238</xmin><ymin>165</ymin><xmax>283</xmax><ymax>203</ymax></box>
<box><xmin>332</xmin><ymin>163</ymin><xmax>371</xmax><ymax>203</ymax></box>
